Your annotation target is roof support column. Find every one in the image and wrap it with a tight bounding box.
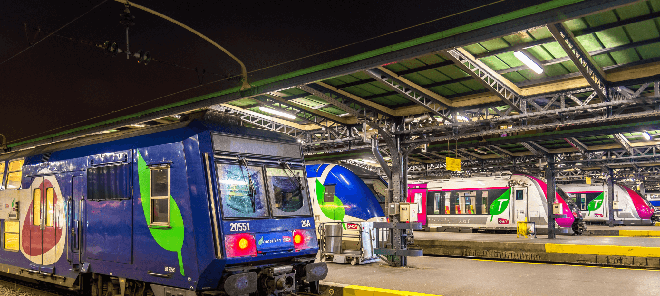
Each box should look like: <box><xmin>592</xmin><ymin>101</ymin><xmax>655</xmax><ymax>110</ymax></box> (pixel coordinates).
<box><xmin>370</xmin><ymin>122</ymin><xmax>422</xmax><ymax>267</ymax></box>
<box><xmin>546</xmin><ymin>155</ymin><xmax>556</xmax><ymax>239</ymax></box>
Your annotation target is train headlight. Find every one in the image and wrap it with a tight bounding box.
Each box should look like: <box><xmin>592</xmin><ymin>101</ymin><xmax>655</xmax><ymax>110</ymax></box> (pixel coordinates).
<box><xmin>293</xmin><ymin>233</ymin><xmax>303</xmax><ymax>244</ymax></box>
<box><xmin>225</xmin><ymin>233</ymin><xmax>257</xmax><ymax>258</ymax></box>
<box><xmin>238</xmin><ymin>238</ymin><xmax>249</xmax><ymax>250</ymax></box>
<box><xmin>293</xmin><ymin>229</ymin><xmax>317</xmax><ymax>251</ymax></box>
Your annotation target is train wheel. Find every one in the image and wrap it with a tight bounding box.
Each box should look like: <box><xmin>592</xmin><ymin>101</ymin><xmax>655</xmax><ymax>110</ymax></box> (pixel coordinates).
<box><xmin>350</xmin><ymin>258</ymin><xmax>357</xmax><ymax>265</ymax></box>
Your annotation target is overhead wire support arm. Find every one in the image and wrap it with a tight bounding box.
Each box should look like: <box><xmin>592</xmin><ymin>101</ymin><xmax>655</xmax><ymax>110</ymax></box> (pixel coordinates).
<box><xmin>117</xmin><ymin>0</ymin><xmax>251</xmax><ymax>90</ymax></box>
<box><xmin>547</xmin><ymin>22</ymin><xmax>608</xmax><ymax>101</ymax></box>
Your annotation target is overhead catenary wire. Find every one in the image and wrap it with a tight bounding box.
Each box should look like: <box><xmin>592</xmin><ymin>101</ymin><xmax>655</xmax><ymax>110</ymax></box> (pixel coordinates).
<box><xmin>6</xmin><ymin>75</ymin><xmax>233</xmax><ymax>144</ymax></box>
<box><xmin>0</xmin><ymin>0</ymin><xmax>109</xmax><ymax>66</ymax></box>
<box><xmin>5</xmin><ymin>0</ymin><xmax>507</xmax><ymax>144</ymax></box>
<box><xmin>115</xmin><ymin>0</ymin><xmax>251</xmax><ymax>90</ymax></box>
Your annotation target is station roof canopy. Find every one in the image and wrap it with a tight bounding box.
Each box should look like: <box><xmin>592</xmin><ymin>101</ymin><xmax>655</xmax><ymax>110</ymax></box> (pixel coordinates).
<box><xmin>6</xmin><ymin>0</ymin><xmax>660</xmax><ymax>187</ymax></box>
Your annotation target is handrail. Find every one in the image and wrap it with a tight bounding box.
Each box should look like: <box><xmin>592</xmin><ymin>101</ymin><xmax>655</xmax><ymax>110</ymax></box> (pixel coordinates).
<box><xmin>115</xmin><ymin>0</ymin><xmax>251</xmax><ymax>90</ymax></box>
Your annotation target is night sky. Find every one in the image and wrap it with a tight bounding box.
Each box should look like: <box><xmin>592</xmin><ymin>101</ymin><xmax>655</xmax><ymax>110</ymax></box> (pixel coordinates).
<box><xmin>0</xmin><ymin>0</ymin><xmax>552</xmax><ymax>147</ymax></box>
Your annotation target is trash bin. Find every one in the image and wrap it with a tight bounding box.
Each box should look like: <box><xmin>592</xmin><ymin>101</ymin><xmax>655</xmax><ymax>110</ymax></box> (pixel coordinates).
<box><xmin>324</xmin><ymin>224</ymin><xmax>343</xmax><ymax>254</ymax></box>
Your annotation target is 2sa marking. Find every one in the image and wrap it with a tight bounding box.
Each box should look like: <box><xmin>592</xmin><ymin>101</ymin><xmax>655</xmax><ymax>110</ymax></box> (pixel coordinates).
<box><xmin>230</xmin><ymin>223</ymin><xmax>250</xmax><ymax>232</ymax></box>
<box><xmin>301</xmin><ymin>220</ymin><xmax>311</xmax><ymax>228</ymax></box>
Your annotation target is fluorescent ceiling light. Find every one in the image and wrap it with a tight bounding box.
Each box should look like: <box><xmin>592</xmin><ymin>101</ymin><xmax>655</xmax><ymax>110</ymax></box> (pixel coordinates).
<box><xmin>514</xmin><ymin>51</ymin><xmax>543</xmax><ymax>74</ymax></box>
<box><xmin>643</xmin><ymin>131</ymin><xmax>652</xmax><ymax>140</ymax></box>
<box><xmin>259</xmin><ymin>106</ymin><xmax>296</xmax><ymax>119</ymax></box>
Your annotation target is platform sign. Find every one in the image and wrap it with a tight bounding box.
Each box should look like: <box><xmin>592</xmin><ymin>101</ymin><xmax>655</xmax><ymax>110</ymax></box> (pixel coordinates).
<box><xmin>586</xmin><ymin>177</ymin><xmax>591</xmax><ymax>185</ymax></box>
<box><xmin>446</xmin><ymin>157</ymin><xmax>461</xmax><ymax>171</ymax></box>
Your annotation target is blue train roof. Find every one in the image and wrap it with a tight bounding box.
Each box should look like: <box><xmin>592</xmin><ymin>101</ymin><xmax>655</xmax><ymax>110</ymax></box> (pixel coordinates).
<box><xmin>3</xmin><ymin>116</ymin><xmax>297</xmax><ymax>164</ymax></box>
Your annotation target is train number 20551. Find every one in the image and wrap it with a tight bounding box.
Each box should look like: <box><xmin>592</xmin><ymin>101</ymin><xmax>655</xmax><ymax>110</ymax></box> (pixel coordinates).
<box><xmin>229</xmin><ymin>222</ymin><xmax>250</xmax><ymax>232</ymax></box>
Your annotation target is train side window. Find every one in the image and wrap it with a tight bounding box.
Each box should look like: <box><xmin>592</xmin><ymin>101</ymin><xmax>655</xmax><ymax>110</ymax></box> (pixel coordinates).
<box><xmin>432</xmin><ymin>192</ymin><xmax>441</xmax><ymax>214</ymax></box>
<box><xmin>0</xmin><ymin>162</ymin><xmax>5</xmax><ymax>190</ymax></box>
<box><xmin>516</xmin><ymin>190</ymin><xmax>524</xmax><ymax>201</ymax></box>
<box><xmin>33</xmin><ymin>188</ymin><xmax>41</xmax><ymax>226</ymax></box>
<box><xmin>87</xmin><ymin>163</ymin><xmax>131</xmax><ymax>201</ymax></box>
<box><xmin>3</xmin><ymin>220</ymin><xmax>19</xmax><ymax>251</ymax></box>
<box><xmin>46</xmin><ymin>188</ymin><xmax>54</xmax><ymax>227</ymax></box>
<box><xmin>6</xmin><ymin>159</ymin><xmax>24</xmax><ymax>189</ymax></box>
<box><xmin>150</xmin><ymin>166</ymin><xmax>170</xmax><ymax>226</ymax></box>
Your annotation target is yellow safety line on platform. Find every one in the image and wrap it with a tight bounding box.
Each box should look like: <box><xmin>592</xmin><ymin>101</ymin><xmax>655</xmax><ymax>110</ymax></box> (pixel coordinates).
<box><xmin>545</xmin><ymin>243</ymin><xmax>660</xmax><ymax>257</ymax></box>
<box><xmin>619</xmin><ymin>230</ymin><xmax>660</xmax><ymax>237</ymax></box>
<box><xmin>344</xmin><ymin>285</ymin><xmax>442</xmax><ymax>296</ymax></box>
<box><xmin>470</xmin><ymin>258</ymin><xmax>658</xmax><ymax>271</ymax></box>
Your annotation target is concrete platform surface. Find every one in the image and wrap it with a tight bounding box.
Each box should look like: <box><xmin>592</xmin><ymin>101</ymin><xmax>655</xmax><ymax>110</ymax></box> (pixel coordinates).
<box><xmin>322</xmin><ymin>256</ymin><xmax>660</xmax><ymax>296</ymax></box>
<box><xmin>413</xmin><ymin>231</ymin><xmax>660</xmax><ymax>246</ymax></box>
<box><xmin>411</xmin><ymin>231</ymin><xmax>660</xmax><ymax>268</ymax></box>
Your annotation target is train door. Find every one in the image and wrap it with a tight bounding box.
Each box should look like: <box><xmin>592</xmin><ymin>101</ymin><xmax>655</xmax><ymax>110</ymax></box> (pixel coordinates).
<box><xmin>28</xmin><ymin>176</ymin><xmax>57</xmax><ymax>269</ymax></box>
<box><xmin>513</xmin><ymin>187</ymin><xmax>528</xmax><ymax>222</ymax></box>
<box><xmin>407</xmin><ymin>186</ymin><xmax>426</xmax><ymax>225</ymax></box>
<box><xmin>69</xmin><ymin>175</ymin><xmax>84</xmax><ymax>267</ymax></box>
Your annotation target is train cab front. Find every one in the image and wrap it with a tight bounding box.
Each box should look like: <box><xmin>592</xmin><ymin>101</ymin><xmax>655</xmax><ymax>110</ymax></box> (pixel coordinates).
<box><xmin>205</xmin><ymin>159</ymin><xmax>327</xmax><ymax>295</ymax></box>
<box><xmin>219</xmin><ymin>218</ymin><xmax>327</xmax><ymax>295</ymax></box>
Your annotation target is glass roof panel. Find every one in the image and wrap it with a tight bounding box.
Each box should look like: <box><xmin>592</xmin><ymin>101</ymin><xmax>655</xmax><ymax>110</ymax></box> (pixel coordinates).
<box><xmin>616</xmin><ymin>1</ymin><xmax>651</xmax><ymax>20</ymax></box>
<box><xmin>595</xmin><ymin>27</ymin><xmax>630</xmax><ymax>48</ymax></box>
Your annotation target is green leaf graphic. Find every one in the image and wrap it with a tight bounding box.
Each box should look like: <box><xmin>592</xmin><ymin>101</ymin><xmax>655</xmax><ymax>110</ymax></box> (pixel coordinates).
<box><xmin>489</xmin><ymin>188</ymin><xmax>511</xmax><ymax>222</ymax></box>
<box><xmin>315</xmin><ymin>180</ymin><xmax>345</xmax><ymax>226</ymax></box>
<box><xmin>587</xmin><ymin>192</ymin><xmax>604</xmax><ymax>216</ymax></box>
<box><xmin>138</xmin><ymin>151</ymin><xmax>186</xmax><ymax>276</ymax></box>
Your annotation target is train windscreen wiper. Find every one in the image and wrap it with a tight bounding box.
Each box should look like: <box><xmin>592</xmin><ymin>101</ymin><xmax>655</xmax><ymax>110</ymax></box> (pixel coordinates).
<box><xmin>237</xmin><ymin>157</ymin><xmax>256</xmax><ymax>209</ymax></box>
<box><xmin>280</xmin><ymin>161</ymin><xmax>303</xmax><ymax>191</ymax></box>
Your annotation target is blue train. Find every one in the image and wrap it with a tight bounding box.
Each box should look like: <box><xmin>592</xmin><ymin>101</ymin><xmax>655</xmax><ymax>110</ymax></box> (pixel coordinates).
<box><xmin>305</xmin><ymin>163</ymin><xmax>386</xmax><ymax>226</ymax></box>
<box><xmin>0</xmin><ymin>112</ymin><xmax>327</xmax><ymax>296</ymax></box>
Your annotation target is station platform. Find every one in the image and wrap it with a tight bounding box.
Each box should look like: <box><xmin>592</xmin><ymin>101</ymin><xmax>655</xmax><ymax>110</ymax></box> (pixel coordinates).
<box><xmin>581</xmin><ymin>225</ymin><xmax>660</xmax><ymax>236</ymax></box>
<box><xmin>410</xmin><ymin>230</ymin><xmax>660</xmax><ymax>268</ymax></box>
<box><xmin>429</xmin><ymin>224</ymin><xmax>660</xmax><ymax>236</ymax></box>
<box><xmin>319</xmin><ymin>255</ymin><xmax>660</xmax><ymax>296</ymax></box>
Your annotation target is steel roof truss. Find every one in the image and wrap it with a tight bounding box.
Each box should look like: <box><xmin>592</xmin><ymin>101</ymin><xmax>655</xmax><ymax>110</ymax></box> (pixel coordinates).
<box><xmin>613</xmin><ymin>133</ymin><xmax>633</xmax><ymax>154</ymax></box>
<box><xmin>257</xmin><ymin>95</ymin><xmax>345</xmax><ymax>127</ymax></box>
<box><xmin>548</xmin><ymin>23</ymin><xmax>608</xmax><ymax>101</ymax></box>
<box><xmin>297</xmin><ymin>85</ymin><xmax>360</xmax><ymax>118</ymax></box>
<box><xmin>489</xmin><ymin>145</ymin><xmax>514</xmax><ymax>156</ymax></box>
<box><xmin>443</xmin><ymin>48</ymin><xmax>524</xmax><ymax>113</ymax></box>
<box><xmin>214</xmin><ymin>106</ymin><xmax>305</xmax><ymax>138</ymax></box>
<box><xmin>363</xmin><ymin>68</ymin><xmax>453</xmax><ymax>123</ymax></box>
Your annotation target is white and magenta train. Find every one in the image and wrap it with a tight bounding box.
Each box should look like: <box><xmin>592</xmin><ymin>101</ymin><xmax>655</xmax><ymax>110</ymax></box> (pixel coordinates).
<box><xmin>408</xmin><ymin>174</ymin><xmax>577</xmax><ymax>231</ymax></box>
<box><xmin>558</xmin><ymin>183</ymin><xmax>655</xmax><ymax>225</ymax></box>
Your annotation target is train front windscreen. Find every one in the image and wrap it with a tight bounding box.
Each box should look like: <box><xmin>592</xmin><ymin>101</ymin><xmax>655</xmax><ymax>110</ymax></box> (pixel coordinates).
<box><xmin>363</xmin><ymin>178</ymin><xmax>388</xmax><ymax>213</ymax></box>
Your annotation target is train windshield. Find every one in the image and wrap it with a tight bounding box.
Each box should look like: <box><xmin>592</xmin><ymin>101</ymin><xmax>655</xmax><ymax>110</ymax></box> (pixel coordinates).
<box><xmin>364</xmin><ymin>178</ymin><xmax>387</xmax><ymax>203</ymax></box>
<box><xmin>557</xmin><ymin>188</ymin><xmax>572</xmax><ymax>203</ymax></box>
<box><xmin>216</xmin><ymin>163</ymin><xmax>269</xmax><ymax>218</ymax></box>
<box><xmin>265</xmin><ymin>167</ymin><xmax>312</xmax><ymax>217</ymax></box>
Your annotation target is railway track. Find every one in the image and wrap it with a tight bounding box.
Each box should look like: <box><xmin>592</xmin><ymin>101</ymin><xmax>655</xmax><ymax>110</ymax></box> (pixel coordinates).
<box><xmin>0</xmin><ymin>273</ymin><xmax>75</xmax><ymax>296</ymax></box>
